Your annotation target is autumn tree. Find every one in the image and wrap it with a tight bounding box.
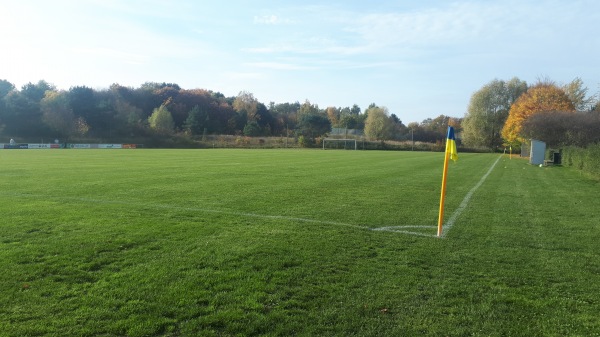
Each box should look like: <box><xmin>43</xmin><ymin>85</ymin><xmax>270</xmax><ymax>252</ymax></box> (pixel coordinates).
<box><xmin>133</xmin><ymin>82</ymin><xmax>179</xmax><ymax>119</ymax></box>
<box><xmin>562</xmin><ymin>77</ymin><xmax>597</xmax><ymax>111</ymax></box>
<box><xmin>448</xmin><ymin>117</ymin><xmax>462</xmax><ymax>132</ymax></box>
<box><xmin>21</xmin><ymin>80</ymin><xmax>55</xmax><ymax>102</ymax></box>
<box><xmin>113</xmin><ymin>99</ymin><xmax>144</xmax><ymax>135</ymax></box>
<box><xmin>409</xmin><ymin>115</ymin><xmax>452</xmax><ymax>143</ymax></box>
<box><xmin>232</xmin><ymin>90</ymin><xmax>273</xmax><ymax>135</ymax></box>
<box><xmin>296</xmin><ymin>113</ymin><xmax>331</xmax><ymax>141</ymax></box>
<box><xmin>1</xmin><ymin>81</ymin><xmax>56</xmax><ymax>137</ymax></box>
<box><xmin>148</xmin><ymin>103</ymin><xmax>175</xmax><ymax>133</ymax></box>
<box><xmin>103</xmin><ymin>84</ymin><xmax>145</xmax><ymax>137</ymax></box>
<box><xmin>233</xmin><ymin>91</ymin><xmax>259</xmax><ymax>122</ymax></box>
<box><xmin>364</xmin><ymin>105</ymin><xmax>393</xmax><ymax>140</ymax></box>
<box><xmin>423</xmin><ymin>115</ymin><xmax>451</xmax><ymax>137</ymax></box>
<box><xmin>501</xmin><ymin>83</ymin><xmax>575</xmax><ymax>145</ymax></box>
<box><xmin>338</xmin><ymin>104</ymin><xmax>365</xmax><ymax>130</ymax></box>
<box><xmin>268</xmin><ymin>101</ymin><xmax>300</xmax><ymax>136</ymax></box>
<box><xmin>326</xmin><ymin>106</ymin><xmax>340</xmax><ymax>127</ymax></box>
<box><xmin>290</xmin><ymin>100</ymin><xmax>327</xmax><ymax>145</ymax></box>
<box><xmin>41</xmin><ymin>90</ymin><xmax>89</xmax><ymax>139</ymax></box>
<box><xmin>298</xmin><ymin>99</ymin><xmax>320</xmax><ymax>116</ymax></box>
<box><xmin>254</xmin><ymin>103</ymin><xmax>275</xmax><ymax>135</ymax></box>
<box><xmin>41</xmin><ymin>90</ymin><xmax>71</xmax><ymax>135</ymax></box>
<box><xmin>67</xmin><ymin>85</ymin><xmax>110</xmax><ymax>136</ymax></box>
<box><xmin>462</xmin><ymin>78</ymin><xmax>527</xmax><ymax>149</ymax></box>
<box><xmin>68</xmin><ymin>86</ymin><xmax>96</xmax><ymax>118</ymax></box>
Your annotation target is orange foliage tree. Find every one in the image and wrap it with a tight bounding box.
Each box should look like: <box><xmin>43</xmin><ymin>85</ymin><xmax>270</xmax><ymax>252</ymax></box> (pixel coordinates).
<box><xmin>501</xmin><ymin>83</ymin><xmax>575</xmax><ymax>145</ymax></box>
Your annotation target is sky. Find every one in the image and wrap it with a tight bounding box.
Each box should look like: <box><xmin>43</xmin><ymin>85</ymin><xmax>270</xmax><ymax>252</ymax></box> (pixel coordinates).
<box><xmin>1</xmin><ymin>0</ymin><xmax>599</xmax><ymax>123</ymax></box>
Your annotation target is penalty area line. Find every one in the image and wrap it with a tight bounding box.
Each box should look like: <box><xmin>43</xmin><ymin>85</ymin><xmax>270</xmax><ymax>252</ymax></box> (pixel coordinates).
<box><xmin>2</xmin><ymin>192</ymin><xmax>438</xmax><ymax>237</ymax></box>
<box><xmin>371</xmin><ymin>226</ymin><xmax>438</xmax><ymax>238</ymax></box>
<box><xmin>0</xmin><ymin>191</ymin><xmax>371</xmax><ymax>232</ymax></box>
<box><xmin>441</xmin><ymin>155</ymin><xmax>502</xmax><ymax>238</ymax></box>
<box><xmin>3</xmin><ymin>194</ymin><xmax>447</xmax><ymax>238</ymax></box>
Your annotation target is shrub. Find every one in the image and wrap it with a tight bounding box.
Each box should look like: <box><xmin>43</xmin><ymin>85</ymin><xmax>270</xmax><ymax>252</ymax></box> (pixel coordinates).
<box><xmin>297</xmin><ymin>135</ymin><xmax>311</xmax><ymax>148</ymax></box>
<box><xmin>562</xmin><ymin>144</ymin><xmax>600</xmax><ymax>178</ymax></box>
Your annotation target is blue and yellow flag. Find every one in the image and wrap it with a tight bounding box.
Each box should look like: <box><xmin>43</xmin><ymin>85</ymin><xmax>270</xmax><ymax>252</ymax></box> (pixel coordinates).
<box><xmin>447</xmin><ymin>126</ymin><xmax>458</xmax><ymax>162</ymax></box>
<box><xmin>438</xmin><ymin>126</ymin><xmax>458</xmax><ymax>236</ymax></box>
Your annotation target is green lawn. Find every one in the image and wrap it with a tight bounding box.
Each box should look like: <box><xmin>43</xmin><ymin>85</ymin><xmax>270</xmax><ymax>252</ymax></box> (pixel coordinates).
<box><xmin>0</xmin><ymin>149</ymin><xmax>598</xmax><ymax>336</ymax></box>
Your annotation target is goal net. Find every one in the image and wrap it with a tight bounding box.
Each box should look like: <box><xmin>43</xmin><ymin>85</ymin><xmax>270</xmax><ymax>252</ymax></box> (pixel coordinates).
<box><xmin>322</xmin><ymin>138</ymin><xmax>357</xmax><ymax>150</ymax></box>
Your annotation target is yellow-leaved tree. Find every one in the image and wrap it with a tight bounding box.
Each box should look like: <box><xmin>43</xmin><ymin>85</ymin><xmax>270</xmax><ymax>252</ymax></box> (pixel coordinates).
<box><xmin>501</xmin><ymin>83</ymin><xmax>575</xmax><ymax>145</ymax></box>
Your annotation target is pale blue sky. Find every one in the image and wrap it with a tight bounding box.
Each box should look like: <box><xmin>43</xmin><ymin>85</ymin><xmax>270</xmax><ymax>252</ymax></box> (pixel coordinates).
<box><xmin>1</xmin><ymin>0</ymin><xmax>598</xmax><ymax>123</ymax></box>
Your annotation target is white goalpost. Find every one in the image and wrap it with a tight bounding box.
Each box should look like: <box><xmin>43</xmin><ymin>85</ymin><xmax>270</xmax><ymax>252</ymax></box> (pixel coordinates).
<box><xmin>322</xmin><ymin>138</ymin><xmax>357</xmax><ymax>150</ymax></box>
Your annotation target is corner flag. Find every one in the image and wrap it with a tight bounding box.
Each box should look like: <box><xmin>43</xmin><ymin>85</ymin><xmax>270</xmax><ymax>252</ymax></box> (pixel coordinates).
<box><xmin>447</xmin><ymin>126</ymin><xmax>458</xmax><ymax>162</ymax></box>
<box><xmin>437</xmin><ymin>126</ymin><xmax>458</xmax><ymax>237</ymax></box>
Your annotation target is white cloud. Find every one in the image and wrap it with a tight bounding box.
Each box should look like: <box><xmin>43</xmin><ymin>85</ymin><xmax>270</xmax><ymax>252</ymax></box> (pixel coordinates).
<box><xmin>71</xmin><ymin>47</ymin><xmax>148</xmax><ymax>65</ymax></box>
<box><xmin>253</xmin><ymin>15</ymin><xmax>292</xmax><ymax>25</ymax></box>
<box><xmin>243</xmin><ymin>2</ymin><xmax>504</xmax><ymax>59</ymax></box>
<box><xmin>244</xmin><ymin>62</ymin><xmax>316</xmax><ymax>71</ymax></box>
<box><xmin>349</xmin><ymin>0</ymin><xmax>596</xmax><ymax>50</ymax></box>
<box><xmin>350</xmin><ymin>2</ymin><xmax>508</xmax><ymax>48</ymax></box>
<box><xmin>224</xmin><ymin>72</ymin><xmax>267</xmax><ymax>81</ymax></box>
<box><xmin>2</xmin><ymin>0</ymin><xmax>599</xmax><ymax>122</ymax></box>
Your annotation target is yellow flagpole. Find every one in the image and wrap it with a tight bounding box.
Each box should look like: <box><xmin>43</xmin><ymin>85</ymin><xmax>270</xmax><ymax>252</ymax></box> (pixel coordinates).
<box><xmin>437</xmin><ymin>139</ymin><xmax>451</xmax><ymax>237</ymax></box>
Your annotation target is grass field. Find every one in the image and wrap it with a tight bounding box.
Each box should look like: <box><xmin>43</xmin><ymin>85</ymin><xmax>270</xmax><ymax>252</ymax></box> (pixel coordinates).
<box><xmin>1</xmin><ymin>149</ymin><xmax>599</xmax><ymax>336</ymax></box>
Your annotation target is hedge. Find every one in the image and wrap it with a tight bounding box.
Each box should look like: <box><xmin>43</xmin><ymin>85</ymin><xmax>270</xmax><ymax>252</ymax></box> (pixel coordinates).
<box><xmin>562</xmin><ymin>144</ymin><xmax>600</xmax><ymax>178</ymax></box>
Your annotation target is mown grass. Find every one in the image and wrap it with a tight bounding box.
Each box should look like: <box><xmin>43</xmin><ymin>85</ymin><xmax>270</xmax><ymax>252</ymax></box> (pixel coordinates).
<box><xmin>0</xmin><ymin>149</ymin><xmax>598</xmax><ymax>336</ymax></box>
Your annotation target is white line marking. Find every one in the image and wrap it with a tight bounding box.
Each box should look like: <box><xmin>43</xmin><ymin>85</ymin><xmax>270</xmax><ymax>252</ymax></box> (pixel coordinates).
<box><xmin>371</xmin><ymin>226</ymin><xmax>438</xmax><ymax>237</ymax></box>
<box><xmin>374</xmin><ymin>226</ymin><xmax>437</xmax><ymax>230</ymax></box>
<box><xmin>1</xmin><ymin>192</ymin><xmax>370</xmax><ymax>231</ymax></box>
<box><xmin>3</xmin><ymin>156</ymin><xmax>500</xmax><ymax>239</ymax></box>
<box><xmin>3</xmin><ymin>190</ymin><xmax>436</xmax><ymax>236</ymax></box>
<box><xmin>441</xmin><ymin>155</ymin><xmax>502</xmax><ymax>237</ymax></box>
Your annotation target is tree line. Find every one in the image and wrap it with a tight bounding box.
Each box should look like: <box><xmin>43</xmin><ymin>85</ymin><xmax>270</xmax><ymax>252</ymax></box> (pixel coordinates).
<box><xmin>2</xmin><ymin>77</ymin><xmax>596</xmax><ymax>149</ymax></box>
<box><xmin>0</xmin><ymin>79</ymin><xmax>460</xmax><ymax>146</ymax></box>
<box><xmin>462</xmin><ymin>77</ymin><xmax>600</xmax><ymax>150</ymax></box>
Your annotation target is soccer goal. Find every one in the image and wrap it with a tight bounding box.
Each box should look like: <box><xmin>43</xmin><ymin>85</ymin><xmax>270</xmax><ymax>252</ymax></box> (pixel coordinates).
<box><xmin>322</xmin><ymin>138</ymin><xmax>357</xmax><ymax>150</ymax></box>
